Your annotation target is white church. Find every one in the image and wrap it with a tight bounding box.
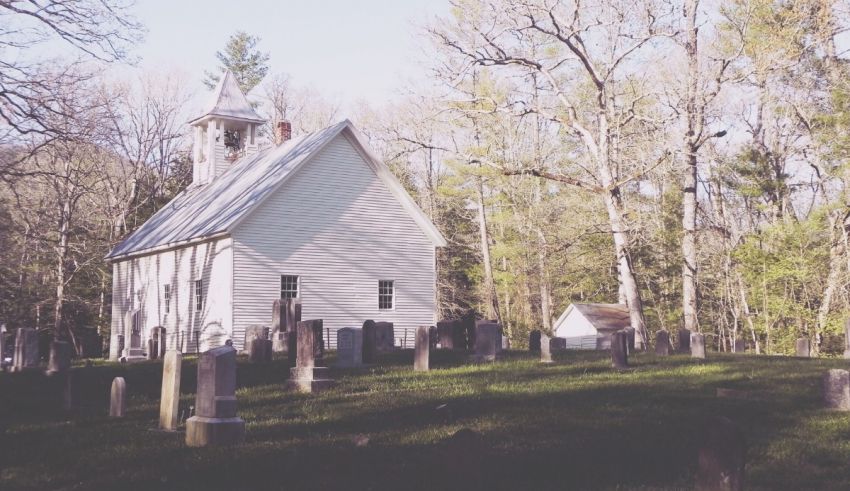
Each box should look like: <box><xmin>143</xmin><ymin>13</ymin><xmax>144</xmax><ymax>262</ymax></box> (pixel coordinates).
<box><xmin>107</xmin><ymin>71</ymin><xmax>446</xmax><ymax>360</ymax></box>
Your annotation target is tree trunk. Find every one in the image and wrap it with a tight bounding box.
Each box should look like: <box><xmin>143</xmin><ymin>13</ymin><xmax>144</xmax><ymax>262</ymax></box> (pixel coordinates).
<box><xmin>681</xmin><ymin>0</ymin><xmax>700</xmax><ymax>334</ymax></box>
<box><xmin>476</xmin><ymin>177</ymin><xmax>501</xmax><ymax>322</ymax></box>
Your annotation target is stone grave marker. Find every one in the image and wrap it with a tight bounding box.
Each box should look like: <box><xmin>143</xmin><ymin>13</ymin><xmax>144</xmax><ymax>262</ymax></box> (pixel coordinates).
<box><xmin>550</xmin><ymin>337</ymin><xmax>567</xmax><ymax>351</ymax></box>
<box><xmin>540</xmin><ymin>332</ymin><xmax>553</xmax><ymax>363</ymax></box>
<box><xmin>109</xmin><ymin>377</ymin><xmax>126</xmax><ymax>417</ymax></box>
<box><xmin>677</xmin><ymin>328</ymin><xmax>691</xmax><ymax>353</ymax></box>
<box><xmin>185</xmin><ymin>345</ymin><xmax>245</xmax><ymax>446</ymax></box>
<box><xmin>335</xmin><ymin>327</ymin><xmax>363</xmax><ymax>368</ymax></box>
<box><xmin>822</xmin><ymin>369</ymin><xmax>850</xmax><ymax>411</ymax></box>
<box><xmin>795</xmin><ymin>337</ymin><xmax>811</xmax><ymax>358</ymax></box>
<box><xmin>655</xmin><ymin>330</ymin><xmax>670</xmax><ymax>356</ymax></box>
<box><xmin>46</xmin><ymin>340</ymin><xmax>71</xmax><ymax>375</ymax></box>
<box><xmin>691</xmin><ymin>332</ymin><xmax>706</xmax><ymax>359</ymax></box>
<box><xmin>242</xmin><ymin>325</ymin><xmax>268</xmax><ymax>354</ymax></box>
<box><xmin>695</xmin><ymin>417</ymin><xmax>746</xmax><ymax>491</ymax></box>
<box><xmin>374</xmin><ymin>321</ymin><xmax>394</xmax><ymax>352</ymax></box>
<box><xmin>474</xmin><ymin>323</ymin><xmax>501</xmax><ymax>362</ymax></box>
<box><xmin>159</xmin><ymin>350</ymin><xmax>182</xmax><ymax>431</ymax></box>
<box><xmin>362</xmin><ymin>320</ymin><xmax>378</xmax><ymax>364</ymax></box>
<box><xmin>152</xmin><ymin>326</ymin><xmax>167</xmax><ymax>358</ymax></box>
<box><xmin>462</xmin><ymin>315</ymin><xmax>477</xmax><ymax>350</ymax></box>
<box><xmin>272</xmin><ymin>299</ymin><xmax>301</xmax><ymax>353</ymax></box>
<box><xmin>611</xmin><ymin>330</ymin><xmax>628</xmax><ymax>369</ymax></box>
<box><xmin>249</xmin><ymin>337</ymin><xmax>272</xmax><ymax>363</ymax></box>
<box><xmin>529</xmin><ymin>330</ymin><xmax>541</xmax><ymax>353</ymax></box>
<box><xmin>147</xmin><ymin>338</ymin><xmax>156</xmax><ymax>360</ymax></box>
<box><xmin>414</xmin><ymin>325</ymin><xmax>429</xmax><ymax>372</ymax></box>
<box><xmin>436</xmin><ymin>320</ymin><xmax>456</xmax><ymax>349</ymax></box>
<box><xmin>287</xmin><ymin>320</ymin><xmax>335</xmax><ymax>393</ymax></box>
<box><xmin>11</xmin><ymin>328</ymin><xmax>38</xmax><ymax>372</ymax></box>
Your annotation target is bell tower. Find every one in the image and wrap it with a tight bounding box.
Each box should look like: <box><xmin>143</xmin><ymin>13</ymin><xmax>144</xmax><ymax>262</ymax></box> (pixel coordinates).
<box><xmin>189</xmin><ymin>70</ymin><xmax>266</xmax><ymax>186</ymax></box>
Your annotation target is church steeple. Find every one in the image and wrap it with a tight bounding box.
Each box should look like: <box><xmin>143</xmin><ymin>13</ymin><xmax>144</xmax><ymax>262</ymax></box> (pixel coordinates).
<box><xmin>189</xmin><ymin>70</ymin><xmax>266</xmax><ymax>185</ymax></box>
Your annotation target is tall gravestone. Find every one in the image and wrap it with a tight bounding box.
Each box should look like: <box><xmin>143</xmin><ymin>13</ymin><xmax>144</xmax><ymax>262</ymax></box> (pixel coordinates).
<box><xmin>287</xmin><ymin>320</ymin><xmax>335</xmax><ymax>393</ymax></box>
<box><xmin>474</xmin><ymin>323</ymin><xmax>501</xmax><ymax>362</ymax></box>
<box><xmin>109</xmin><ymin>377</ymin><xmax>126</xmax><ymax>417</ymax></box>
<box><xmin>152</xmin><ymin>326</ymin><xmax>167</xmax><ymax>358</ymax></box>
<box><xmin>695</xmin><ymin>417</ymin><xmax>746</xmax><ymax>491</ymax></box>
<box><xmin>272</xmin><ymin>299</ymin><xmax>301</xmax><ymax>353</ymax></box>
<box><xmin>147</xmin><ymin>338</ymin><xmax>157</xmax><ymax>360</ymax></box>
<box><xmin>374</xmin><ymin>321</ymin><xmax>394</xmax><ymax>352</ymax></box>
<box><xmin>362</xmin><ymin>320</ymin><xmax>378</xmax><ymax>364</ymax></box>
<box><xmin>414</xmin><ymin>326</ymin><xmax>429</xmax><ymax>372</ymax></box>
<box><xmin>550</xmin><ymin>337</ymin><xmax>567</xmax><ymax>351</ymax></box>
<box><xmin>159</xmin><ymin>350</ymin><xmax>182</xmax><ymax>431</ymax></box>
<box><xmin>429</xmin><ymin>325</ymin><xmax>438</xmax><ymax>351</ymax></box>
<box><xmin>242</xmin><ymin>325</ymin><xmax>268</xmax><ymax>354</ymax></box>
<box><xmin>477</xmin><ymin>320</ymin><xmax>503</xmax><ymax>353</ymax></box>
<box><xmin>250</xmin><ymin>337</ymin><xmax>272</xmax><ymax>363</ymax></box>
<box><xmin>185</xmin><ymin>345</ymin><xmax>245</xmax><ymax>446</ymax></box>
<box><xmin>335</xmin><ymin>327</ymin><xmax>363</xmax><ymax>368</ymax></box>
<box><xmin>677</xmin><ymin>328</ymin><xmax>691</xmax><ymax>353</ymax></box>
<box><xmin>795</xmin><ymin>337</ymin><xmax>811</xmax><ymax>358</ymax></box>
<box><xmin>11</xmin><ymin>328</ymin><xmax>38</xmax><ymax>372</ymax></box>
<box><xmin>47</xmin><ymin>340</ymin><xmax>71</xmax><ymax>375</ymax></box>
<box><xmin>822</xmin><ymin>369</ymin><xmax>850</xmax><ymax>411</ymax></box>
<box><xmin>436</xmin><ymin>321</ymin><xmax>456</xmax><ymax>349</ymax></box>
<box><xmin>655</xmin><ymin>330</ymin><xmax>670</xmax><ymax>356</ymax></box>
<box><xmin>691</xmin><ymin>332</ymin><xmax>706</xmax><ymax>359</ymax></box>
<box><xmin>529</xmin><ymin>330</ymin><xmax>542</xmax><ymax>353</ymax></box>
<box><xmin>611</xmin><ymin>331</ymin><xmax>628</xmax><ymax>369</ymax></box>
<box><xmin>540</xmin><ymin>333</ymin><xmax>553</xmax><ymax>363</ymax></box>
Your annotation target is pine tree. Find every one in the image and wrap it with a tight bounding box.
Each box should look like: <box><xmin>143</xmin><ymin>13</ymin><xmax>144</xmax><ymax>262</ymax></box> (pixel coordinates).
<box><xmin>204</xmin><ymin>31</ymin><xmax>270</xmax><ymax>93</ymax></box>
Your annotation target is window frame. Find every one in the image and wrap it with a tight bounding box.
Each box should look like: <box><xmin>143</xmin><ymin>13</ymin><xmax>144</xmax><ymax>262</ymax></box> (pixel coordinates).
<box><xmin>163</xmin><ymin>284</ymin><xmax>171</xmax><ymax>314</ymax></box>
<box><xmin>194</xmin><ymin>279</ymin><xmax>204</xmax><ymax>312</ymax></box>
<box><xmin>280</xmin><ymin>274</ymin><xmax>300</xmax><ymax>300</ymax></box>
<box><xmin>378</xmin><ymin>280</ymin><xmax>395</xmax><ymax>310</ymax></box>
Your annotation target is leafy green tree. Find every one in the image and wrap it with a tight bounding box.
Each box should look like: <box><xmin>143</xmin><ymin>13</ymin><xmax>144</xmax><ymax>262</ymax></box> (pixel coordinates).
<box><xmin>204</xmin><ymin>31</ymin><xmax>270</xmax><ymax>93</ymax></box>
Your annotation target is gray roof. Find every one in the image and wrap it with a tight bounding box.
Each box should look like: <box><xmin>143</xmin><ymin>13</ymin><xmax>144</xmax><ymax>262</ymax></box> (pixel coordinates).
<box><xmin>572</xmin><ymin>303</ymin><xmax>631</xmax><ymax>332</ymax></box>
<box><xmin>189</xmin><ymin>70</ymin><xmax>265</xmax><ymax>125</ymax></box>
<box><xmin>107</xmin><ymin>120</ymin><xmax>447</xmax><ymax>261</ymax></box>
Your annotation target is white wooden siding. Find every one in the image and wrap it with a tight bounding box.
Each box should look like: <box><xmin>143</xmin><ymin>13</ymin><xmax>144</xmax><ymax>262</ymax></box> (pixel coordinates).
<box><xmin>554</xmin><ymin>309</ymin><xmax>598</xmax><ymax>339</ymax></box>
<box><xmin>108</xmin><ymin>238</ymin><xmax>233</xmax><ymax>359</ymax></box>
<box><xmin>231</xmin><ymin>134</ymin><xmax>436</xmax><ymax>349</ymax></box>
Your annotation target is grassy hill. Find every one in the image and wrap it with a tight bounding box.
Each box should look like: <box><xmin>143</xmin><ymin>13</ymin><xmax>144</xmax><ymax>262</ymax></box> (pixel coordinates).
<box><xmin>2</xmin><ymin>350</ymin><xmax>849</xmax><ymax>490</ymax></box>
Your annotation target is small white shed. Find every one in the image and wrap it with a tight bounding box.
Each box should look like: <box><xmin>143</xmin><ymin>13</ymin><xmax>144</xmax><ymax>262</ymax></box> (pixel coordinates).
<box><xmin>553</xmin><ymin>303</ymin><xmax>631</xmax><ymax>349</ymax></box>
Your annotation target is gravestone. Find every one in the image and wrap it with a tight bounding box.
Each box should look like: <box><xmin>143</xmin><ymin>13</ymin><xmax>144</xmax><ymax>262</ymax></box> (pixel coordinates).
<box><xmin>529</xmin><ymin>330</ymin><xmax>542</xmax><ymax>353</ymax></box>
<box><xmin>46</xmin><ymin>340</ymin><xmax>71</xmax><ymax>375</ymax></box>
<box><xmin>374</xmin><ymin>321</ymin><xmax>394</xmax><ymax>352</ymax></box>
<box><xmin>844</xmin><ymin>319</ymin><xmax>850</xmax><ymax>359</ymax></box>
<box><xmin>124</xmin><ymin>309</ymin><xmax>144</xmax><ymax>359</ymax></box>
<box><xmin>185</xmin><ymin>345</ymin><xmax>245</xmax><ymax>446</ymax></box>
<box><xmin>474</xmin><ymin>323</ymin><xmax>501</xmax><ymax>362</ymax></box>
<box><xmin>462</xmin><ymin>315</ymin><xmax>477</xmax><ymax>350</ymax></box>
<box><xmin>429</xmin><ymin>325</ymin><xmax>438</xmax><ymax>350</ymax></box>
<box><xmin>691</xmin><ymin>332</ymin><xmax>706</xmax><ymax>359</ymax></box>
<box><xmin>477</xmin><ymin>320</ymin><xmax>503</xmax><ymax>353</ymax></box>
<box><xmin>695</xmin><ymin>417</ymin><xmax>746</xmax><ymax>491</ymax></box>
<box><xmin>623</xmin><ymin>327</ymin><xmax>636</xmax><ymax>354</ymax></box>
<box><xmin>287</xmin><ymin>320</ymin><xmax>335</xmax><ymax>393</ymax></box>
<box><xmin>109</xmin><ymin>377</ymin><xmax>126</xmax><ymax>417</ymax></box>
<box><xmin>159</xmin><ymin>350</ymin><xmax>182</xmax><ymax>431</ymax></box>
<box><xmin>335</xmin><ymin>327</ymin><xmax>363</xmax><ymax>368</ymax></box>
<box><xmin>733</xmin><ymin>339</ymin><xmax>746</xmax><ymax>354</ymax></box>
<box><xmin>677</xmin><ymin>328</ymin><xmax>691</xmax><ymax>353</ymax></box>
<box><xmin>611</xmin><ymin>331</ymin><xmax>628</xmax><ymax>369</ymax></box>
<box><xmin>272</xmin><ymin>299</ymin><xmax>301</xmax><ymax>353</ymax></box>
<box><xmin>147</xmin><ymin>338</ymin><xmax>157</xmax><ymax>360</ymax></box>
<box><xmin>655</xmin><ymin>330</ymin><xmax>670</xmax><ymax>356</ymax></box>
<box><xmin>540</xmin><ymin>333</ymin><xmax>553</xmax><ymax>363</ymax></box>
<box><xmin>152</xmin><ymin>326</ymin><xmax>167</xmax><ymax>358</ymax></box>
<box><xmin>436</xmin><ymin>321</ymin><xmax>456</xmax><ymax>349</ymax></box>
<box><xmin>822</xmin><ymin>369</ymin><xmax>850</xmax><ymax>410</ymax></box>
<box><xmin>242</xmin><ymin>325</ymin><xmax>268</xmax><ymax>354</ymax></box>
<box><xmin>550</xmin><ymin>337</ymin><xmax>567</xmax><ymax>351</ymax></box>
<box><xmin>249</xmin><ymin>337</ymin><xmax>272</xmax><ymax>363</ymax></box>
<box><xmin>11</xmin><ymin>328</ymin><xmax>38</xmax><ymax>372</ymax></box>
<box><xmin>795</xmin><ymin>337</ymin><xmax>811</xmax><ymax>358</ymax></box>
<box><xmin>414</xmin><ymin>326</ymin><xmax>429</xmax><ymax>372</ymax></box>
<box><xmin>362</xmin><ymin>320</ymin><xmax>378</xmax><ymax>364</ymax></box>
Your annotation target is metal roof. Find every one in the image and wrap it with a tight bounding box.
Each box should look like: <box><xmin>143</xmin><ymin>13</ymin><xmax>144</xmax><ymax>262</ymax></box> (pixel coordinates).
<box><xmin>106</xmin><ymin>120</ymin><xmax>447</xmax><ymax>261</ymax></box>
<box><xmin>569</xmin><ymin>303</ymin><xmax>631</xmax><ymax>332</ymax></box>
<box><xmin>188</xmin><ymin>70</ymin><xmax>265</xmax><ymax>125</ymax></box>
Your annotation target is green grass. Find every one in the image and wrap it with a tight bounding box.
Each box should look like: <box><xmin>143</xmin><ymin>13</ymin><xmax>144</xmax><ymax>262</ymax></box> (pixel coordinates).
<box><xmin>2</xmin><ymin>350</ymin><xmax>850</xmax><ymax>490</ymax></box>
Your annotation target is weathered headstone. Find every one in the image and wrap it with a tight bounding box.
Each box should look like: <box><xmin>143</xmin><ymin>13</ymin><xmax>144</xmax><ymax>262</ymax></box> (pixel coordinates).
<box><xmin>374</xmin><ymin>321</ymin><xmax>394</xmax><ymax>352</ymax></box>
<box><xmin>611</xmin><ymin>330</ymin><xmax>628</xmax><ymax>369</ymax></box>
<box><xmin>46</xmin><ymin>340</ymin><xmax>71</xmax><ymax>375</ymax></box>
<box><xmin>242</xmin><ymin>325</ymin><xmax>268</xmax><ymax>353</ymax></box>
<box><xmin>414</xmin><ymin>326</ymin><xmax>429</xmax><ymax>372</ymax></box>
<box><xmin>623</xmin><ymin>327</ymin><xmax>636</xmax><ymax>354</ymax></box>
<box><xmin>287</xmin><ymin>320</ymin><xmax>335</xmax><ymax>393</ymax></box>
<box><xmin>822</xmin><ymin>369</ymin><xmax>850</xmax><ymax>411</ymax></box>
<box><xmin>477</xmin><ymin>320</ymin><xmax>503</xmax><ymax>353</ymax></box>
<box><xmin>540</xmin><ymin>332</ymin><xmax>553</xmax><ymax>363</ymax></box>
<box><xmin>335</xmin><ymin>327</ymin><xmax>363</xmax><ymax>368</ymax></box>
<box><xmin>655</xmin><ymin>330</ymin><xmax>670</xmax><ymax>356</ymax></box>
<box><xmin>550</xmin><ymin>337</ymin><xmax>567</xmax><ymax>351</ymax></box>
<box><xmin>109</xmin><ymin>377</ymin><xmax>126</xmax><ymax>417</ymax></box>
<box><xmin>844</xmin><ymin>319</ymin><xmax>850</xmax><ymax>359</ymax></box>
<box><xmin>11</xmin><ymin>328</ymin><xmax>38</xmax><ymax>372</ymax></box>
<box><xmin>159</xmin><ymin>350</ymin><xmax>182</xmax><ymax>431</ymax></box>
<box><xmin>529</xmin><ymin>330</ymin><xmax>542</xmax><ymax>353</ymax></box>
<box><xmin>462</xmin><ymin>315</ymin><xmax>477</xmax><ymax>350</ymax></box>
<box><xmin>691</xmin><ymin>332</ymin><xmax>706</xmax><ymax>359</ymax></box>
<box><xmin>436</xmin><ymin>321</ymin><xmax>456</xmax><ymax>349</ymax></box>
<box><xmin>362</xmin><ymin>320</ymin><xmax>378</xmax><ymax>364</ymax></box>
<box><xmin>249</xmin><ymin>337</ymin><xmax>272</xmax><ymax>363</ymax></box>
<box><xmin>474</xmin><ymin>323</ymin><xmax>501</xmax><ymax>362</ymax></box>
<box><xmin>185</xmin><ymin>345</ymin><xmax>245</xmax><ymax>446</ymax></box>
<box><xmin>796</xmin><ymin>337</ymin><xmax>811</xmax><ymax>358</ymax></box>
<box><xmin>678</xmin><ymin>328</ymin><xmax>691</xmax><ymax>353</ymax></box>
<box><xmin>733</xmin><ymin>339</ymin><xmax>746</xmax><ymax>354</ymax></box>
<box><xmin>147</xmin><ymin>338</ymin><xmax>157</xmax><ymax>360</ymax></box>
<box><xmin>152</xmin><ymin>326</ymin><xmax>167</xmax><ymax>358</ymax></box>
<box><xmin>695</xmin><ymin>417</ymin><xmax>746</xmax><ymax>491</ymax></box>
<box><xmin>272</xmin><ymin>299</ymin><xmax>301</xmax><ymax>352</ymax></box>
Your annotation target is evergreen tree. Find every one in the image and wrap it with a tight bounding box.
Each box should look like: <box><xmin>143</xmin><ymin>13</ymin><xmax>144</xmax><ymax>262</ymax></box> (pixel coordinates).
<box><xmin>204</xmin><ymin>31</ymin><xmax>270</xmax><ymax>93</ymax></box>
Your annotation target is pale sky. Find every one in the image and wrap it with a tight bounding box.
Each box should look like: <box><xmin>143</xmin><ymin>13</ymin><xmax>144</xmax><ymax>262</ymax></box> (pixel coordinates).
<box><xmin>124</xmin><ymin>0</ymin><xmax>449</xmax><ymax>114</ymax></box>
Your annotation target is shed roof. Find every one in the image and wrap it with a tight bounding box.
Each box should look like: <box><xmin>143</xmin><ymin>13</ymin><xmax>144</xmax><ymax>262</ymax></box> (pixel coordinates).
<box><xmin>106</xmin><ymin>120</ymin><xmax>447</xmax><ymax>261</ymax></box>
<box><xmin>188</xmin><ymin>70</ymin><xmax>265</xmax><ymax>125</ymax></box>
<box><xmin>568</xmin><ymin>303</ymin><xmax>631</xmax><ymax>332</ymax></box>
